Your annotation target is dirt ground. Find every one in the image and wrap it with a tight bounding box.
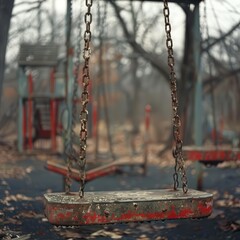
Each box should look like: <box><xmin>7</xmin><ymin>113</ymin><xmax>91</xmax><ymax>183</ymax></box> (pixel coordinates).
<box><xmin>0</xmin><ymin>143</ymin><xmax>240</xmax><ymax>240</ymax></box>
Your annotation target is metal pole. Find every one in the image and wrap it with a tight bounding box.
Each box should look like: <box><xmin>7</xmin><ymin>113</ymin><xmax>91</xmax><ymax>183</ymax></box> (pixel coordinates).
<box><xmin>143</xmin><ymin>104</ymin><xmax>151</xmax><ymax>175</ymax></box>
<box><xmin>18</xmin><ymin>68</ymin><xmax>26</xmax><ymax>152</ymax></box>
<box><xmin>27</xmin><ymin>72</ymin><xmax>33</xmax><ymax>150</ymax></box>
<box><xmin>50</xmin><ymin>68</ymin><xmax>57</xmax><ymax>151</ymax></box>
<box><xmin>193</xmin><ymin>3</ymin><xmax>203</xmax><ymax>190</ymax></box>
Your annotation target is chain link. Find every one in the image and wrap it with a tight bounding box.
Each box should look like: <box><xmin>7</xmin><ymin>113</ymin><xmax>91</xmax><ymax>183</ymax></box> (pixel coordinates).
<box><xmin>65</xmin><ymin>0</ymin><xmax>84</xmax><ymax>194</ymax></box>
<box><xmin>78</xmin><ymin>0</ymin><xmax>93</xmax><ymax>198</ymax></box>
<box><xmin>163</xmin><ymin>0</ymin><xmax>188</xmax><ymax>193</ymax></box>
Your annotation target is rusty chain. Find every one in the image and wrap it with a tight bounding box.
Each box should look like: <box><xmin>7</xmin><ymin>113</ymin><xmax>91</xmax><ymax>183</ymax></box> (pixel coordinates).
<box><xmin>163</xmin><ymin>0</ymin><xmax>188</xmax><ymax>193</ymax></box>
<box><xmin>78</xmin><ymin>0</ymin><xmax>93</xmax><ymax>198</ymax></box>
<box><xmin>65</xmin><ymin>0</ymin><xmax>84</xmax><ymax>194</ymax></box>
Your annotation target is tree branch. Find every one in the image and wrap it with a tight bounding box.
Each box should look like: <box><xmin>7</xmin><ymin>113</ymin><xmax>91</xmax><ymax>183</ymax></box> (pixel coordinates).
<box><xmin>109</xmin><ymin>0</ymin><xmax>169</xmax><ymax>79</ymax></box>
<box><xmin>203</xmin><ymin>67</ymin><xmax>240</xmax><ymax>92</ymax></box>
<box><xmin>202</xmin><ymin>21</ymin><xmax>240</xmax><ymax>52</ymax></box>
<box><xmin>14</xmin><ymin>0</ymin><xmax>46</xmax><ymax>7</ymax></box>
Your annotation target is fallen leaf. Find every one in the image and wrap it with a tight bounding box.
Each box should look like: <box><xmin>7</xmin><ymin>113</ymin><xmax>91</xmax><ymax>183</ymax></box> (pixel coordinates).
<box><xmin>15</xmin><ymin>194</ymin><xmax>33</xmax><ymax>201</ymax></box>
<box><xmin>5</xmin><ymin>217</ymin><xmax>21</xmax><ymax>225</ymax></box>
<box><xmin>137</xmin><ymin>224</ymin><xmax>154</xmax><ymax>232</ymax></box>
<box><xmin>2</xmin><ymin>194</ymin><xmax>33</xmax><ymax>205</ymax></box>
<box><xmin>4</xmin><ymin>207</ymin><xmax>15</xmax><ymax>211</ymax></box>
<box><xmin>216</xmin><ymin>198</ymin><xmax>240</xmax><ymax>208</ymax></box>
<box><xmin>165</xmin><ymin>223</ymin><xmax>178</xmax><ymax>229</ymax></box>
<box><xmin>25</xmin><ymin>167</ymin><xmax>33</xmax><ymax>173</ymax></box>
<box><xmin>59</xmin><ymin>230</ymin><xmax>82</xmax><ymax>238</ymax></box>
<box><xmin>12</xmin><ymin>234</ymin><xmax>31</xmax><ymax>240</ymax></box>
<box><xmin>137</xmin><ymin>234</ymin><xmax>150</xmax><ymax>240</ymax></box>
<box><xmin>91</xmin><ymin>229</ymin><xmax>122</xmax><ymax>239</ymax></box>
<box><xmin>155</xmin><ymin>237</ymin><xmax>168</xmax><ymax>240</ymax></box>
<box><xmin>18</xmin><ymin>211</ymin><xmax>44</xmax><ymax>219</ymax></box>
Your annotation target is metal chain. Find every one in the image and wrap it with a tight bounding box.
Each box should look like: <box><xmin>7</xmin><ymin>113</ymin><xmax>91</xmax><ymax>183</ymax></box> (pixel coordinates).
<box><xmin>78</xmin><ymin>0</ymin><xmax>93</xmax><ymax>198</ymax></box>
<box><xmin>163</xmin><ymin>0</ymin><xmax>188</xmax><ymax>193</ymax></box>
<box><xmin>65</xmin><ymin>0</ymin><xmax>84</xmax><ymax>194</ymax></box>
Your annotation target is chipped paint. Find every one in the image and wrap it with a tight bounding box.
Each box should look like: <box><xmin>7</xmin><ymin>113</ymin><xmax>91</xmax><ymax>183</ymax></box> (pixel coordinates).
<box><xmin>183</xmin><ymin>146</ymin><xmax>240</xmax><ymax>162</ymax></box>
<box><xmin>44</xmin><ymin>189</ymin><xmax>213</xmax><ymax>225</ymax></box>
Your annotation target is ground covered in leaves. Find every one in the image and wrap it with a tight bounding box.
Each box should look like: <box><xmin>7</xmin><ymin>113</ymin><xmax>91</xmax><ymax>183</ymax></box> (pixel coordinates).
<box><xmin>0</xmin><ymin>143</ymin><xmax>240</xmax><ymax>240</ymax></box>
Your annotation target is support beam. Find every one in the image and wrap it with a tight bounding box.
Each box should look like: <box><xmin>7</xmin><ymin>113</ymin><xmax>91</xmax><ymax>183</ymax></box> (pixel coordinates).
<box><xmin>193</xmin><ymin>4</ymin><xmax>202</xmax><ymax>147</ymax></box>
<box><xmin>109</xmin><ymin>0</ymin><xmax>202</xmax><ymax>3</ymax></box>
<box><xmin>18</xmin><ymin>68</ymin><xmax>27</xmax><ymax>152</ymax></box>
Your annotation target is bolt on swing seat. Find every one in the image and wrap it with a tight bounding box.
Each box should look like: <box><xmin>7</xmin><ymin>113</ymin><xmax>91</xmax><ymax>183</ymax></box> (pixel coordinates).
<box><xmin>43</xmin><ymin>0</ymin><xmax>213</xmax><ymax>226</ymax></box>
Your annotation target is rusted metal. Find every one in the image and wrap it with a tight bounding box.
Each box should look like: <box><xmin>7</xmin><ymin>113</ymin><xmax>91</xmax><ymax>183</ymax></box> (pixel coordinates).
<box><xmin>163</xmin><ymin>0</ymin><xmax>188</xmax><ymax>193</ymax></box>
<box><xmin>44</xmin><ymin>189</ymin><xmax>213</xmax><ymax>225</ymax></box>
<box><xmin>78</xmin><ymin>0</ymin><xmax>93</xmax><ymax>198</ymax></box>
<box><xmin>183</xmin><ymin>146</ymin><xmax>240</xmax><ymax>163</ymax></box>
<box><xmin>46</xmin><ymin>161</ymin><xmax>119</xmax><ymax>183</ymax></box>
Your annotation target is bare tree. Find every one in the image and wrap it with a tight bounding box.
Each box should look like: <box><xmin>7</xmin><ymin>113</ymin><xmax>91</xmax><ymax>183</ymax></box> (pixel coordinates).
<box><xmin>109</xmin><ymin>0</ymin><xmax>240</xmax><ymax>145</ymax></box>
<box><xmin>0</xmin><ymin>0</ymin><xmax>15</xmax><ymax>110</ymax></box>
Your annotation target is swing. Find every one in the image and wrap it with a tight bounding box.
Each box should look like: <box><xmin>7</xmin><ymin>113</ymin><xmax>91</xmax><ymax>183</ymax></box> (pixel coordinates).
<box><xmin>45</xmin><ymin>0</ymin><xmax>147</xmax><ymax>183</ymax></box>
<box><xmin>183</xmin><ymin>146</ymin><xmax>240</xmax><ymax>165</ymax></box>
<box><xmin>183</xmin><ymin>1</ymin><xmax>240</xmax><ymax>165</ymax></box>
<box><xmin>44</xmin><ymin>0</ymin><xmax>213</xmax><ymax>225</ymax></box>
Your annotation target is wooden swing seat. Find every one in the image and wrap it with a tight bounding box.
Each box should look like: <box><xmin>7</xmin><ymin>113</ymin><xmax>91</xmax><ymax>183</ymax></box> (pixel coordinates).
<box><xmin>183</xmin><ymin>146</ymin><xmax>240</xmax><ymax>165</ymax></box>
<box><xmin>44</xmin><ymin>189</ymin><xmax>213</xmax><ymax>225</ymax></box>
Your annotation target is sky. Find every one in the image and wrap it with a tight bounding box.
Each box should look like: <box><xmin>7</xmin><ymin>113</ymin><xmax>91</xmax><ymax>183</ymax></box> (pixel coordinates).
<box><xmin>41</xmin><ymin>0</ymin><xmax>240</xmax><ymax>36</ymax></box>
<box><xmin>8</xmin><ymin>0</ymin><xmax>240</xmax><ymax>64</ymax></box>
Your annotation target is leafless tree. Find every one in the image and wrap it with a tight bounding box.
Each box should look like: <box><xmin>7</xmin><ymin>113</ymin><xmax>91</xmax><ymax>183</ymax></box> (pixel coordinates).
<box><xmin>0</xmin><ymin>0</ymin><xmax>15</xmax><ymax>110</ymax></box>
<box><xmin>108</xmin><ymin>0</ymin><xmax>240</xmax><ymax>147</ymax></box>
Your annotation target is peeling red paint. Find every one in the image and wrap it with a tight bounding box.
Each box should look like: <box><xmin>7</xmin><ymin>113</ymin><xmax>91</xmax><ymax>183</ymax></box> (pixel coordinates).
<box><xmin>44</xmin><ymin>189</ymin><xmax>213</xmax><ymax>225</ymax></box>
<box><xmin>184</xmin><ymin>148</ymin><xmax>240</xmax><ymax>162</ymax></box>
<box><xmin>46</xmin><ymin>203</ymin><xmax>212</xmax><ymax>225</ymax></box>
<box><xmin>46</xmin><ymin>161</ymin><xmax>119</xmax><ymax>183</ymax></box>
<box><xmin>197</xmin><ymin>201</ymin><xmax>213</xmax><ymax>216</ymax></box>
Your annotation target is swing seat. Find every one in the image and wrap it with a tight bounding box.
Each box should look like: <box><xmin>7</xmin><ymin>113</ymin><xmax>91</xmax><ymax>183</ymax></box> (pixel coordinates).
<box><xmin>44</xmin><ymin>189</ymin><xmax>213</xmax><ymax>225</ymax></box>
<box><xmin>183</xmin><ymin>146</ymin><xmax>240</xmax><ymax>165</ymax></box>
<box><xmin>46</xmin><ymin>158</ymin><xmax>147</xmax><ymax>183</ymax></box>
<box><xmin>46</xmin><ymin>161</ymin><xmax>120</xmax><ymax>182</ymax></box>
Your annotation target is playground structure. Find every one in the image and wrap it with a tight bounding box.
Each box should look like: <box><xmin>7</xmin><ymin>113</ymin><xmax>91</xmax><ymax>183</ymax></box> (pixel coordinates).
<box><xmin>17</xmin><ymin>43</ymin><xmax>65</xmax><ymax>152</ymax></box>
<box><xmin>17</xmin><ymin>29</ymin><xmax>78</xmax><ymax>153</ymax></box>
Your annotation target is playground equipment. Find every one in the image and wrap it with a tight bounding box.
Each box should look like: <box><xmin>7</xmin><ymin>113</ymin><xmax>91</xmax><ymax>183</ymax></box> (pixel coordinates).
<box><xmin>46</xmin><ymin>103</ymin><xmax>151</xmax><ymax>181</ymax></box>
<box><xmin>17</xmin><ymin>43</ymin><xmax>65</xmax><ymax>152</ymax></box>
<box><xmin>44</xmin><ymin>0</ymin><xmax>212</xmax><ymax>226</ymax></box>
<box><xmin>46</xmin><ymin>0</ymin><xmax>150</xmax><ymax>180</ymax></box>
<box><xmin>184</xmin><ymin>146</ymin><xmax>240</xmax><ymax>165</ymax></box>
<box><xmin>183</xmin><ymin>0</ymin><xmax>240</xmax><ymax>166</ymax></box>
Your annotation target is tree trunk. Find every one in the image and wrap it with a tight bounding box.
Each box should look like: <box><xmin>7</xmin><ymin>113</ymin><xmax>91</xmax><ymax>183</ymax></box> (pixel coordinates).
<box><xmin>179</xmin><ymin>5</ymin><xmax>197</xmax><ymax>144</ymax></box>
<box><xmin>0</xmin><ymin>0</ymin><xmax>15</xmax><ymax>111</ymax></box>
